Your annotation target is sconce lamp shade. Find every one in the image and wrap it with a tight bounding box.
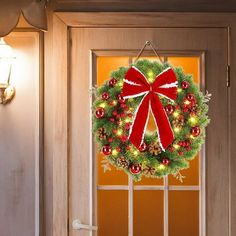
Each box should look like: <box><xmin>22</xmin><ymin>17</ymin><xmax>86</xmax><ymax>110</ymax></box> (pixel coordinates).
<box><xmin>0</xmin><ymin>0</ymin><xmax>47</xmax><ymax>37</ymax></box>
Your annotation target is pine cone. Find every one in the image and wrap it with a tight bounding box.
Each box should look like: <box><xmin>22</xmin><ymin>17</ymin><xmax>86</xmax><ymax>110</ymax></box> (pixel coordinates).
<box><xmin>97</xmin><ymin>127</ymin><xmax>107</xmax><ymax>140</ymax></box>
<box><xmin>117</xmin><ymin>156</ymin><xmax>129</xmax><ymax>168</ymax></box>
<box><xmin>189</xmin><ymin>104</ymin><xmax>198</xmax><ymax>113</ymax></box>
<box><xmin>143</xmin><ymin>166</ymin><xmax>155</xmax><ymax>175</ymax></box>
<box><xmin>148</xmin><ymin>142</ymin><xmax>161</xmax><ymax>155</ymax></box>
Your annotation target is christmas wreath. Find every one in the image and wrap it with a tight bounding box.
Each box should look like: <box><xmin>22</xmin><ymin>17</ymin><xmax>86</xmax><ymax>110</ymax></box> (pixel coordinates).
<box><xmin>93</xmin><ymin>59</ymin><xmax>210</xmax><ymax>181</ymax></box>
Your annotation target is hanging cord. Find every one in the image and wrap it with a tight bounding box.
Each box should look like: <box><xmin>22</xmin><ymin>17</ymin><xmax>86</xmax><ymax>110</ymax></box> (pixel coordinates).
<box><xmin>133</xmin><ymin>41</ymin><xmax>164</xmax><ymax>64</ymax></box>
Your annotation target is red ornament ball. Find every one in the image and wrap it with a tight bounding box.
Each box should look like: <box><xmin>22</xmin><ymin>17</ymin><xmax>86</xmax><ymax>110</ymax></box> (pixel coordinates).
<box><xmin>191</xmin><ymin>126</ymin><xmax>201</xmax><ymax>137</ymax></box>
<box><xmin>139</xmin><ymin>143</ymin><xmax>147</xmax><ymax>152</ymax></box>
<box><xmin>168</xmin><ymin>146</ymin><xmax>174</xmax><ymax>152</ymax></box>
<box><xmin>109</xmin><ymin>78</ymin><xmax>117</xmax><ymax>87</ymax></box>
<box><xmin>125</xmin><ymin>122</ymin><xmax>131</xmax><ymax>130</ymax></box>
<box><xmin>178</xmin><ymin>151</ymin><xmax>184</xmax><ymax>156</ymax></box>
<box><xmin>178</xmin><ymin>141</ymin><xmax>185</xmax><ymax>147</ymax></box>
<box><xmin>108</xmin><ymin>137</ymin><xmax>113</xmax><ymax>143</ymax></box>
<box><xmin>112</xmin><ymin>110</ymin><xmax>118</xmax><ymax>116</ymax></box>
<box><xmin>186</xmin><ymin>93</ymin><xmax>195</xmax><ymax>101</ymax></box>
<box><xmin>109</xmin><ymin>117</ymin><xmax>115</xmax><ymax>122</ymax></box>
<box><xmin>102</xmin><ymin>92</ymin><xmax>110</xmax><ymax>100</ymax></box>
<box><xmin>117</xmin><ymin>93</ymin><xmax>125</xmax><ymax>103</ymax></box>
<box><xmin>185</xmin><ymin>146</ymin><xmax>191</xmax><ymax>151</ymax></box>
<box><xmin>120</xmin><ymin>103</ymin><xmax>126</xmax><ymax>109</ymax></box>
<box><xmin>95</xmin><ymin>107</ymin><xmax>105</xmax><ymax>118</ymax></box>
<box><xmin>183</xmin><ymin>107</ymin><xmax>189</xmax><ymax>113</ymax></box>
<box><xmin>181</xmin><ymin>81</ymin><xmax>190</xmax><ymax>89</ymax></box>
<box><xmin>129</xmin><ymin>164</ymin><xmax>142</xmax><ymax>174</ymax></box>
<box><xmin>116</xmin><ymin>147</ymin><xmax>121</xmax><ymax>152</ymax></box>
<box><xmin>120</xmin><ymin>112</ymin><xmax>126</xmax><ymax>118</ymax></box>
<box><xmin>165</xmin><ymin>105</ymin><xmax>175</xmax><ymax>115</ymax></box>
<box><xmin>102</xmin><ymin>145</ymin><xmax>112</xmax><ymax>155</ymax></box>
<box><xmin>162</xmin><ymin>158</ymin><xmax>170</xmax><ymax>166</ymax></box>
<box><xmin>120</xmin><ymin>135</ymin><xmax>128</xmax><ymax>143</ymax></box>
<box><xmin>184</xmin><ymin>141</ymin><xmax>190</xmax><ymax>147</ymax></box>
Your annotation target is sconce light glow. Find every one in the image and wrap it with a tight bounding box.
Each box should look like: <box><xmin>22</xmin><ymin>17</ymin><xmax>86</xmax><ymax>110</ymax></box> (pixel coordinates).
<box><xmin>0</xmin><ymin>38</ymin><xmax>15</xmax><ymax>104</ymax></box>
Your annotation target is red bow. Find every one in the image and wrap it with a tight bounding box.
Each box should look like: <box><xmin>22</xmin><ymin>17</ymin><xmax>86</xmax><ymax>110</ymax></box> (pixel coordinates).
<box><xmin>122</xmin><ymin>66</ymin><xmax>177</xmax><ymax>151</ymax></box>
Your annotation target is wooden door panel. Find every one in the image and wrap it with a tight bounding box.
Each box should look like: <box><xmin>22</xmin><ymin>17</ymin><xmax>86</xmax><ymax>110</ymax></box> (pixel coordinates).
<box><xmin>69</xmin><ymin>28</ymin><xmax>228</xmax><ymax>236</ymax></box>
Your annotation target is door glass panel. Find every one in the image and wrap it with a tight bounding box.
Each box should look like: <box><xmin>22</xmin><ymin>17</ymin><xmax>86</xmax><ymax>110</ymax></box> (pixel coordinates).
<box><xmin>97</xmin><ymin>190</ymin><xmax>128</xmax><ymax>236</ymax></box>
<box><xmin>167</xmin><ymin>57</ymin><xmax>200</xmax><ymax>84</ymax></box>
<box><xmin>169</xmin><ymin>191</ymin><xmax>199</xmax><ymax>236</ymax></box>
<box><xmin>168</xmin><ymin>154</ymin><xmax>199</xmax><ymax>186</ymax></box>
<box><xmin>96</xmin><ymin>55</ymin><xmax>202</xmax><ymax>236</ymax></box>
<box><xmin>98</xmin><ymin>152</ymin><xmax>128</xmax><ymax>185</ymax></box>
<box><xmin>133</xmin><ymin>191</ymin><xmax>164</xmax><ymax>236</ymax></box>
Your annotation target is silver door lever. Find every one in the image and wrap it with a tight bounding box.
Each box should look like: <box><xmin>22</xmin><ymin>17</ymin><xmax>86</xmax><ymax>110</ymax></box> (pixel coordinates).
<box><xmin>72</xmin><ymin>219</ymin><xmax>98</xmax><ymax>231</ymax></box>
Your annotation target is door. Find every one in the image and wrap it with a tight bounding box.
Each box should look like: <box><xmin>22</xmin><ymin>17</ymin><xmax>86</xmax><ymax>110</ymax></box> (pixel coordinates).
<box><xmin>68</xmin><ymin>27</ymin><xmax>228</xmax><ymax>236</ymax></box>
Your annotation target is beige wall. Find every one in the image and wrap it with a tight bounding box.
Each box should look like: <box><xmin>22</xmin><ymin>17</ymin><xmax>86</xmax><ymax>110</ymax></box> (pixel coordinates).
<box><xmin>0</xmin><ymin>5</ymin><xmax>235</xmax><ymax>236</ymax></box>
<box><xmin>0</xmin><ymin>31</ymin><xmax>41</xmax><ymax>236</ymax></box>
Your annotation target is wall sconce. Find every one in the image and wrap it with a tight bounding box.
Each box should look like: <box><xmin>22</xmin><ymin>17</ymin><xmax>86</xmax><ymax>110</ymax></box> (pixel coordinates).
<box><xmin>0</xmin><ymin>38</ymin><xmax>15</xmax><ymax>104</ymax></box>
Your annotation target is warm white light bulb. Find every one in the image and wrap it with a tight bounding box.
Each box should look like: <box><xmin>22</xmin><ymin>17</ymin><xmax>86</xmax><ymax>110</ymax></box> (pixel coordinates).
<box><xmin>0</xmin><ymin>38</ymin><xmax>13</xmax><ymax>58</ymax></box>
<box><xmin>117</xmin><ymin>129</ymin><xmax>123</xmax><ymax>136</ymax></box>
<box><xmin>173</xmin><ymin>111</ymin><xmax>180</xmax><ymax>118</ymax></box>
<box><xmin>189</xmin><ymin>116</ymin><xmax>198</xmax><ymax>125</ymax></box>
<box><xmin>133</xmin><ymin>150</ymin><xmax>138</xmax><ymax>156</ymax></box>
<box><xmin>112</xmin><ymin>149</ymin><xmax>118</xmax><ymax>156</ymax></box>
<box><xmin>177</xmin><ymin>88</ymin><xmax>182</xmax><ymax>93</ymax></box>
<box><xmin>174</xmin><ymin>126</ymin><xmax>181</xmax><ymax>133</ymax></box>
<box><xmin>100</xmin><ymin>102</ymin><xmax>106</xmax><ymax>108</ymax></box>
<box><xmin>0</xmin><ymin>38</ymin><xmax>15</xmax><ymax>85</ymax></box>
<box><xmin>158</xmin><ymin>164</ymin><xmax>166</xmax><ymax>170</ymax></box>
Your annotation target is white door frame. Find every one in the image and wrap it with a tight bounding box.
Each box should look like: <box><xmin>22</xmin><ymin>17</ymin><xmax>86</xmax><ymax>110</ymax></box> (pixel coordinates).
<box><xmin>45</xmin><ymin>12</ymin><xmax>235</xmax><ymax>236</ymax></box>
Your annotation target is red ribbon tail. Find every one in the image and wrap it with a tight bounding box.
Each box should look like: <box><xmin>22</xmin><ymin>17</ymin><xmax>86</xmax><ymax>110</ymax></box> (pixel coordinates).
<box><xmin>150</xmin><ymin>94</ymin><xmax>174</xmax><ymax>151</ymax></box>
<box><xmin>128</xmin><ymin>94</ymin><xmax>150</xmax><ymax>149</ymax></box>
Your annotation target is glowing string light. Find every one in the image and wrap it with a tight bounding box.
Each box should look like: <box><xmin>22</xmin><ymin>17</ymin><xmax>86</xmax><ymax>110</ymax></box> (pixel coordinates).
<box><xmin>158</xmin><ymin>164</ymin><xmax>166</xmax><ymax>170</ymax></box>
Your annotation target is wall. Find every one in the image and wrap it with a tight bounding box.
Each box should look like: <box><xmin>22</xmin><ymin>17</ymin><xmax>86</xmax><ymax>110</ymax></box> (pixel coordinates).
<box><xmin>0</xmin><ymin>31</ymin><xmax>42</xmax><ymax>236</ymax></box>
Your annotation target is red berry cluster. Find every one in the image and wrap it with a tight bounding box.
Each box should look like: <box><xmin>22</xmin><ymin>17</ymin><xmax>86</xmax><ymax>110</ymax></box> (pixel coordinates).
<box><xmin>95</xmin><ymin>80</ymin><xmax>137</xmax><ymax>158</ymax></box>
<box><xmin>182</xmin><ymin>93</ymin><xmax>197</xmax><ymax>114</ymax></box>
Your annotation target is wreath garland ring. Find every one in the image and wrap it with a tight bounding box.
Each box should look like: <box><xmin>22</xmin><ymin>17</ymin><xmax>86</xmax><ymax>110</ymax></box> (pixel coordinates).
<box><xmin>93</xmin><ymin>59</ymin><xmax>210</xmax><ymax>181</ymax></box>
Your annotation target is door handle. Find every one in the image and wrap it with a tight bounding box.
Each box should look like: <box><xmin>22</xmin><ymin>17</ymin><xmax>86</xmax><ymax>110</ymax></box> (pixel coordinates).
<box><xmin>72</xmin><ymin>219</ymin><xmax>98</xmax><ymax>231</ymax></box>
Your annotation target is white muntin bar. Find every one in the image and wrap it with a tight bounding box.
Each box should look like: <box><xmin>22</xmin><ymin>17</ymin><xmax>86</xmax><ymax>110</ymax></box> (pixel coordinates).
<box><xmin>164</xmin><ymin>176</ymin><xmax>169</xmax><ymax>236</ymax></box>
<box><xmin>128</xmin><ymin>176</ymin><xmax>134</xmax><ymax>236</ymax></box>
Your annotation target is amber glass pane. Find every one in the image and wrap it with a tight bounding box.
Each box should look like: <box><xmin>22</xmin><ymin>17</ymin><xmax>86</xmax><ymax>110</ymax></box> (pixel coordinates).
<box><xmin>97</xmin><ymin>56</ymin><xmax>129</xmax><ymax>86</ymax></box>
<box><xmin>167</xmin><ymin>57</ymin><xmax>200</xmax><ymax>84</ymax></box>
<box><xmin>134</xmin><ymin>190</ymin><xmax>164</xmax><ymax>236</ymax></box>
<box><xmin>97</xmin><ymin>57</ymin><xmax>129</xmax><ymax>185</ymax></box>
<box><xmin>169</xmin><ymin>191</ymin><xmax>199</xmax><ymax>236</ymax></box>
<box><xmin>98</xmin><ymin>153</ymin><xmax>128</xmax><ymax>185</ymax></box>
<box><xmin>134</xmin><ymin>175</ymin><xmax>163</xmax><ymax>185</ymax></box>
<box><xmin>97</xmin><ymin>190</ymin><xmax>128</xmax><ymax>236</ymax></box>
<box><xmin>169</xmin><ymin>154</ymin><xmax>199</xmax><ymax>186</ymax></box>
